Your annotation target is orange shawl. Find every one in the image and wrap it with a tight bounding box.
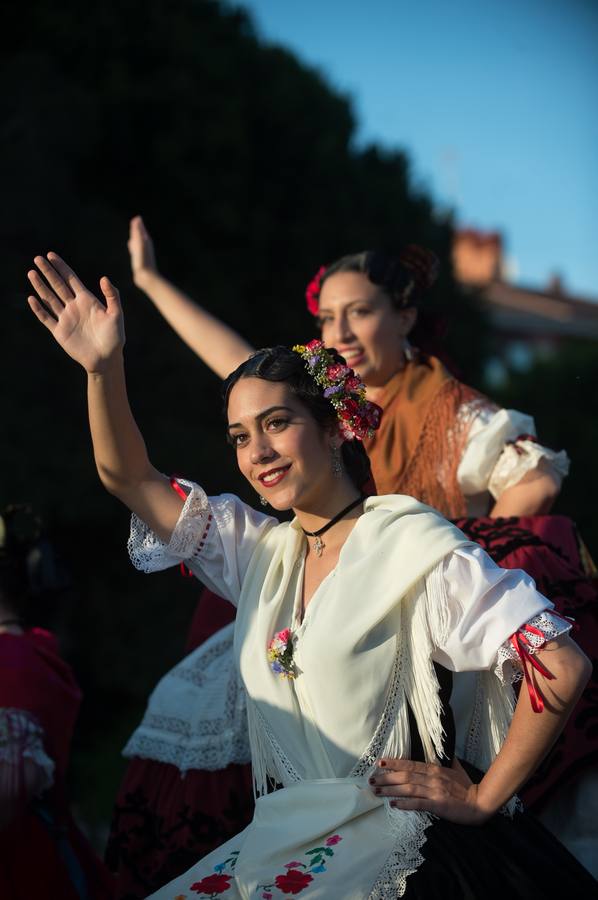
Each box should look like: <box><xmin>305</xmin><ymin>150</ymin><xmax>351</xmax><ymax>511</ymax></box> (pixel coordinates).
<box><xmin>364</xmin><ymin>355</ymin><xmax>492</xmax><ymax>517</ymax></box>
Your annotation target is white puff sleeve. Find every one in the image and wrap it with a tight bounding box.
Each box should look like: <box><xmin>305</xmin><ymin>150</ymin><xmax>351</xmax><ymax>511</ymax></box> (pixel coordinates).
<box><xmin>456</xmin><ymin>407</ymin><xmax>569</xmax><ymax>501</ymax></box>
<box><xmin>428</xmin><ymin>545</ymin><xmax>571</xmax><ymax>677</ymax></box>
<box><xmin>127</xmin><ymin>479</ymin><xmax>278</xmax><ymax>606</ymax></box>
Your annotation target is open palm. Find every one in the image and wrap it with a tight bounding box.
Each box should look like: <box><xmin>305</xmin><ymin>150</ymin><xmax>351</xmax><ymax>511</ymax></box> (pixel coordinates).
<box><xmin>28</xmin><ymin>253</ymin><xmax>125</xmax><ymax>373</ymax></box>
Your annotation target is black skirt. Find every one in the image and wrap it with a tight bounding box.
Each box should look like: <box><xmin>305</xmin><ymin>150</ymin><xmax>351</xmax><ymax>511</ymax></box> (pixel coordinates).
<box><xmin>401</xmin><ymin>668</ymin><xmax>597</xmax><ymax>898</ymax></box>
<box><xmin>404</xmin><ymin>771</ymin><xmax>597</xmax><ymax>898</ymax></box>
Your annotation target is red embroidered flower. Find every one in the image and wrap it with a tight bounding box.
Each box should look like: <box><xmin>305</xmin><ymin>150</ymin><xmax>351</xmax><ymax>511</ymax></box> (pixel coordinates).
<box><xmin>190</xmin><ymin>873</ymin><xmax>232</xmax><ymax>894</ymax></box>
<box><xmin>274</xmin><ymin>869</ymin><xmax>314</xmax><ymax>894</ymax></box>
<box><xmin>325</xmin><ymin>834</ymin><xmax>342</xmax><ymax>846</ymax></box>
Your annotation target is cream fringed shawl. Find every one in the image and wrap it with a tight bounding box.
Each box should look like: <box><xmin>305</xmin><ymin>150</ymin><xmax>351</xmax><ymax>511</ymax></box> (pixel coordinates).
<box><xmin>143</xmin><ymin>491</ymin><xmax>520</xmax><ymax>899</ymax></box>
<box><xmin>230</xmin><ymin>496</ymin><xmax>517</xmax><ymax>895</ymax></box>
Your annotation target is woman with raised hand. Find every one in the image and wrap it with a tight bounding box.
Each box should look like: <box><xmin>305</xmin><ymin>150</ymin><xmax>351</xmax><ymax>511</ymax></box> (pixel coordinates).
<box><xmin>128</xmin><ymin>219</ymin><xmax>598</xmax><ymax>856</ymax></box>
<box><xmin>27</xmin><ymin>253</ymin><xmax>595</xmax><ymax>898</ymax></box>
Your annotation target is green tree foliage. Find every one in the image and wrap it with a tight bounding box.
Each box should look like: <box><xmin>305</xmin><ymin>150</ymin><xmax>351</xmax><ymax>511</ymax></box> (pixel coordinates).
<box><xmin>1</xmin><ymin>0</ymin><xmax>489</xmax><ymax>823</ymax></box>
<box><xmin>493</xmin><ymin>341</ymin><xmax>598</xmax><ymax>553</ymax></box>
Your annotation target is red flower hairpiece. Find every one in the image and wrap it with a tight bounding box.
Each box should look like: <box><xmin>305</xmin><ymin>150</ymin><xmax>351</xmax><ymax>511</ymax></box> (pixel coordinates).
<box><xmin>305</xmin><ymin>266</ymin><xmax>327</xmax><ymax>316</ymax></box>
<box><xmin>293</xmin><ymin>340</ymin><xmax>382</xmax><ymax>441</ymax></box>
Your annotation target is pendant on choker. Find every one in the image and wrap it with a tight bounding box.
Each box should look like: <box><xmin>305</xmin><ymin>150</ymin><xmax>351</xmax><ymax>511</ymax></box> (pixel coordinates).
<box><xmin>301</xmin><ymin>494</ymin><xmax>365</xmax><ymax>558</ymax></box>
<box><xmin>313</xmin><ymin>535</ymin><xmax>325</xmax><ymax>557</ymax></box>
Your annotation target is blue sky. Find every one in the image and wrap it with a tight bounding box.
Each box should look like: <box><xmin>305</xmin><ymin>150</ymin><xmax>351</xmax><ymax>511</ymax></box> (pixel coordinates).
<box><xmin>240</xmin><ymin>0</ymin><xmax>598</xmax><ymax>299</ymax></box>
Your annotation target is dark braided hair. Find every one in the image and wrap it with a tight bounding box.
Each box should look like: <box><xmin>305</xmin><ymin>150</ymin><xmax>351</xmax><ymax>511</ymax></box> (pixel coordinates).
<box><xmin>320</xmin><ymin>246</ymin><xmax>439</xmax><ymax>310</ymax></box>
<box><xmin>223</xmin><ymin>347</ymin><xmax>372</xmax><ymax>492</ymax></box>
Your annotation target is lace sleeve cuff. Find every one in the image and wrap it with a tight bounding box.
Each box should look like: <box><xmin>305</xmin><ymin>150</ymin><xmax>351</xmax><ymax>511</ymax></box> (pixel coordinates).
<box><xmin>0</xmin><ymin>709</ymin><xmax>55</xmax><ymax>796</ymax></box>
<box><xmin>128</xmin><ymin>479</ymin><xmax>213</xmax><ymax>574</ymax></box>
<box><xmin>488</xmin><ymin>439</ymin><xmax>570</xmax><ymax>500</ymax></box>
<box><xmin>494</xmin><ymin>610</ymin><xmax>572</xmax><ymax>689</ymax></box>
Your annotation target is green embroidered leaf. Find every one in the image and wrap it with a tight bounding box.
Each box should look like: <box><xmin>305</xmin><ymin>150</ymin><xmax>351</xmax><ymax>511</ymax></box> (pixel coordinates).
<box><xmin>306</xmin><ymin>847</ymin><xmax>327</xmax><ymax>855</ymax></box>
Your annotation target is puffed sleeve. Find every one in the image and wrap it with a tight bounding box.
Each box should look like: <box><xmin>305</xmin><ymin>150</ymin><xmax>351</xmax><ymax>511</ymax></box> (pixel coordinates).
<box><xmin>127</xmin><ymin>479</ymin><xmax>278</xmax><ymax>606</ymax></box>
<box><xmin>456</xmin><ymin>407</ymin><xmax>569</xmax><ymax>500</ymax></box>
<box><xmin>428</xmin><ymin>545</ymin><xmax>572</xmax><ymax>678</ymax></box>
<box><xmin>0</xmin><ymin>708</ymin><xmax>55</xmax><ymax>816</ymax></box>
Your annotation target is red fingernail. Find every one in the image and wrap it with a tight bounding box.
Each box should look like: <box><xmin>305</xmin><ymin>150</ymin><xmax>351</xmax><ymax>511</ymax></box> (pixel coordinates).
<box><xmin>374</xmin><ymin>787</ymin><xmax>381</xmax><ymax>795</ymax></box>
<box><xmin>379</xmin><ymin>760</ymin><xmax>386</xmax><ymax>767</ymax></box>
<box><xmin>368</xmin><ymin>777</ymin><xmax>376</xmax><ymax>785</ymax></box>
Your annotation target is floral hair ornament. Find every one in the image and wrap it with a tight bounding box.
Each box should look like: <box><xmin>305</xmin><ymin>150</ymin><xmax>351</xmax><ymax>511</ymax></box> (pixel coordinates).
<box><xmin>292</xmin><ymin>340</ymin><xmax>382</xmax><ymax>441</ymax></box>
<box><xmin>267</xmin><ymin>628</ymin><xmax>297</xmax><ymax>679</ymax></box>
<box><xmin>305</xmin><ymin>265</ymin><xmax>327</xmax><ymax>316</ymax></box>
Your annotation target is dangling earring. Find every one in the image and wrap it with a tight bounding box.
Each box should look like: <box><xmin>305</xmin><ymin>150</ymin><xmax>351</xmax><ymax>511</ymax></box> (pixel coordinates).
<box><xmin>403</xmin><ymin>339</ymin><xmax>414</xmax><ymax>362</ymax></box>
<box><xmin>331</xmin><ymin>444</ymin><xmax>343</xmax><ymax>478</ymax></box>
<box><xmin>259</xmin><ymin>495</ymin><xmax>268</xmax><ymax>507</ymax></box>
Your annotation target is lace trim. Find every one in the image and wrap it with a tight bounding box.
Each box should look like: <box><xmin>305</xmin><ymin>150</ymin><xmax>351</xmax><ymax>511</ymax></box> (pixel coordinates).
<box><xmin>354</xmin><ymin>628</ymin><xmax>435</xmax><ymax>898</ymax></box>
<box><xmin>0</xmin><ymin>708</ymin><xmax>55</xmax><ymax>792</ymax></box>
<box><xmin>123</xmin><ymin>626</ymin><xmax>251</xmax><ymax>772</ymax></box>
<box><xmin>127</xmin><ymin>479</ymin><xmax>212</xmax><ymax>573</ymax></box>
<box><xmin>368</xmin><ymin>809</ymin><xmax>433</xmax><ymax>898</ymax></box>
<box><xmin>350</xmin><ymin>634</ymin><xmax>406</xmax><ymax>777</ymax></box>
<box><xmin>123</xmin><ymin>729</ymin><xmax>251</xmax><ymax>772</ymax></box>
<box><xmin>495</xmin><ymin>610</ymin><xmax>572</xmax><ymax>685</ymax></box>
<box><xmin>488</xmin><ymin>440</ymin><xmax>570</xmax><ymax>500</ymax></box>
<box><xmin>246</xmin><ymin>698</ymin><xmax>302</xmax><ymax>796</ymax></box>
<box><xmin>463</xmin><ymin>673</ymin><xmax>485</xmax><ymax>768</ymax></box>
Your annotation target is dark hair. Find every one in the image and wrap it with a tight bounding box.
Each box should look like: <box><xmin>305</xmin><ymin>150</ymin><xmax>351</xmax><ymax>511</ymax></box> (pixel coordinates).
<box><xmin>223</xmin><ymin>347</ymin><xmax>372</xmax><ymax>492</ymax></box>
<box><xmin>0</xmin><ymin>505</ymin><xmax>69</xmax><ymax>623</ymax></box>
<box><xmin>318</xmin><ymin>246</ymin><xmax>445</xmax><ymax>355</ymax></box>
<box><xmin>321</xmin><ymin>245</ymin><xmax>439</xmax><ymax>310</ymax></box>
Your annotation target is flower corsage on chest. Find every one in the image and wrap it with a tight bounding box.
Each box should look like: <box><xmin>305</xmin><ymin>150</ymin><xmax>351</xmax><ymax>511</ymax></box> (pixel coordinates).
<box><xmin>267</xmin><ymin>628</ymin><xmax>298</xmax><ymax>680</ymax></box>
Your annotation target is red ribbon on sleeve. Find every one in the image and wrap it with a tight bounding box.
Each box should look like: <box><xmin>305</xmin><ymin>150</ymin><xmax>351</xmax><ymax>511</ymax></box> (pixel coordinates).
<box><xmin>169</xmin><ymin>476</ymin><xmax>193</xmax><ymax>577</ymax></box>
<box><xmin>509</xmin><ymin>623</ymin><xmax>555</xmax><ymax>713</ymax></box>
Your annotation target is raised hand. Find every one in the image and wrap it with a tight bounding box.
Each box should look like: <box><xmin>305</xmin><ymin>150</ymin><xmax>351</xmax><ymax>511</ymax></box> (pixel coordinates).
<box><xmin>28</xmin><ymin>253</ymin><xmax>125</xmax><ymax>374</ymax></box>
<box><xmin>369</xmin><ymin>757</ymin><xmax>488</xmax><ymax>825</ymax></box>
<box><xmin>128</xmin><ymin>215</ymin><xmax>158</xmax><ymax>287</ymax></box>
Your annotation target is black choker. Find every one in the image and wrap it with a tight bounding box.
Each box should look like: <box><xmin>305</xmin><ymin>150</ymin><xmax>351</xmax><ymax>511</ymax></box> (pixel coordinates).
<box><xmin>301</xmin><ymin>495</ymin><xmax>365</xmax><ymax>557</ymax></box>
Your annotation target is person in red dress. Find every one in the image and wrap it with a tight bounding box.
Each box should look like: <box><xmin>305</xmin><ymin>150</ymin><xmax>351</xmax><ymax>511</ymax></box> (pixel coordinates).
<box><xmin>0</xmin><ymin>504</ymin><xmax>114</xmax><ymax>900</ymax></box>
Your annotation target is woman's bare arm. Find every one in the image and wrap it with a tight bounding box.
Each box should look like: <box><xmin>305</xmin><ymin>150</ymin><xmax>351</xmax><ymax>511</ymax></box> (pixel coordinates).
<box><xmin>129</xmin><ymin>216</ymin><xmax>254</xmax><ymax>378</ymax></box>
<box><xmin>28</xmin><ymin>253</ymin><xmax>183</xmax><ymax>541</ymax></box>
<box><xmin>490</xmin><ymin>468</ymin><xmax>561</xmax><ymax>516</ymax></box>
<box><xmin>371</xmin><ymin>635</ymin><xmax>590</xmax><ymax>824</ymax></box>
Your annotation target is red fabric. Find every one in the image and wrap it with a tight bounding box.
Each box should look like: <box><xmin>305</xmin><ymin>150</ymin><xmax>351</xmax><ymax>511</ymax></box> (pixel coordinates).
<box><xmin>185</xmin><ymin>588</ymin><xmax>236</xmax><ymax>654</ymax></box>
<box><xmin>0</xmin><ymin>630</ymin><xmax>114</xmax><ymax>900</ymax></box>
<box><xmin>107</xmin><ymin>588</ymin><xmax>249</xmax><ymax>898</ymax></box>
<box><xmin>0</xmin><ymin>629</ymin><xmax>81</xmax><ymax>774</ymax></box>
<box><xmin>106</xmin><ymin>758</ymin><xmax>254</xmax><ymax>899</ymax></box>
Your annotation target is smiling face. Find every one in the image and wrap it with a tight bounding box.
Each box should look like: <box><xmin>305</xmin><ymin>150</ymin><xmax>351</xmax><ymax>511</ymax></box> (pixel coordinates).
<box><xmin>317</xmin><ymin>271</ymin><xmax>416</xmax><ymax>388</ymax></box>
<box><xmin>226</xmin><ymin>377</ymin><xmax>337</xmax><ymax>512</ymax></box>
